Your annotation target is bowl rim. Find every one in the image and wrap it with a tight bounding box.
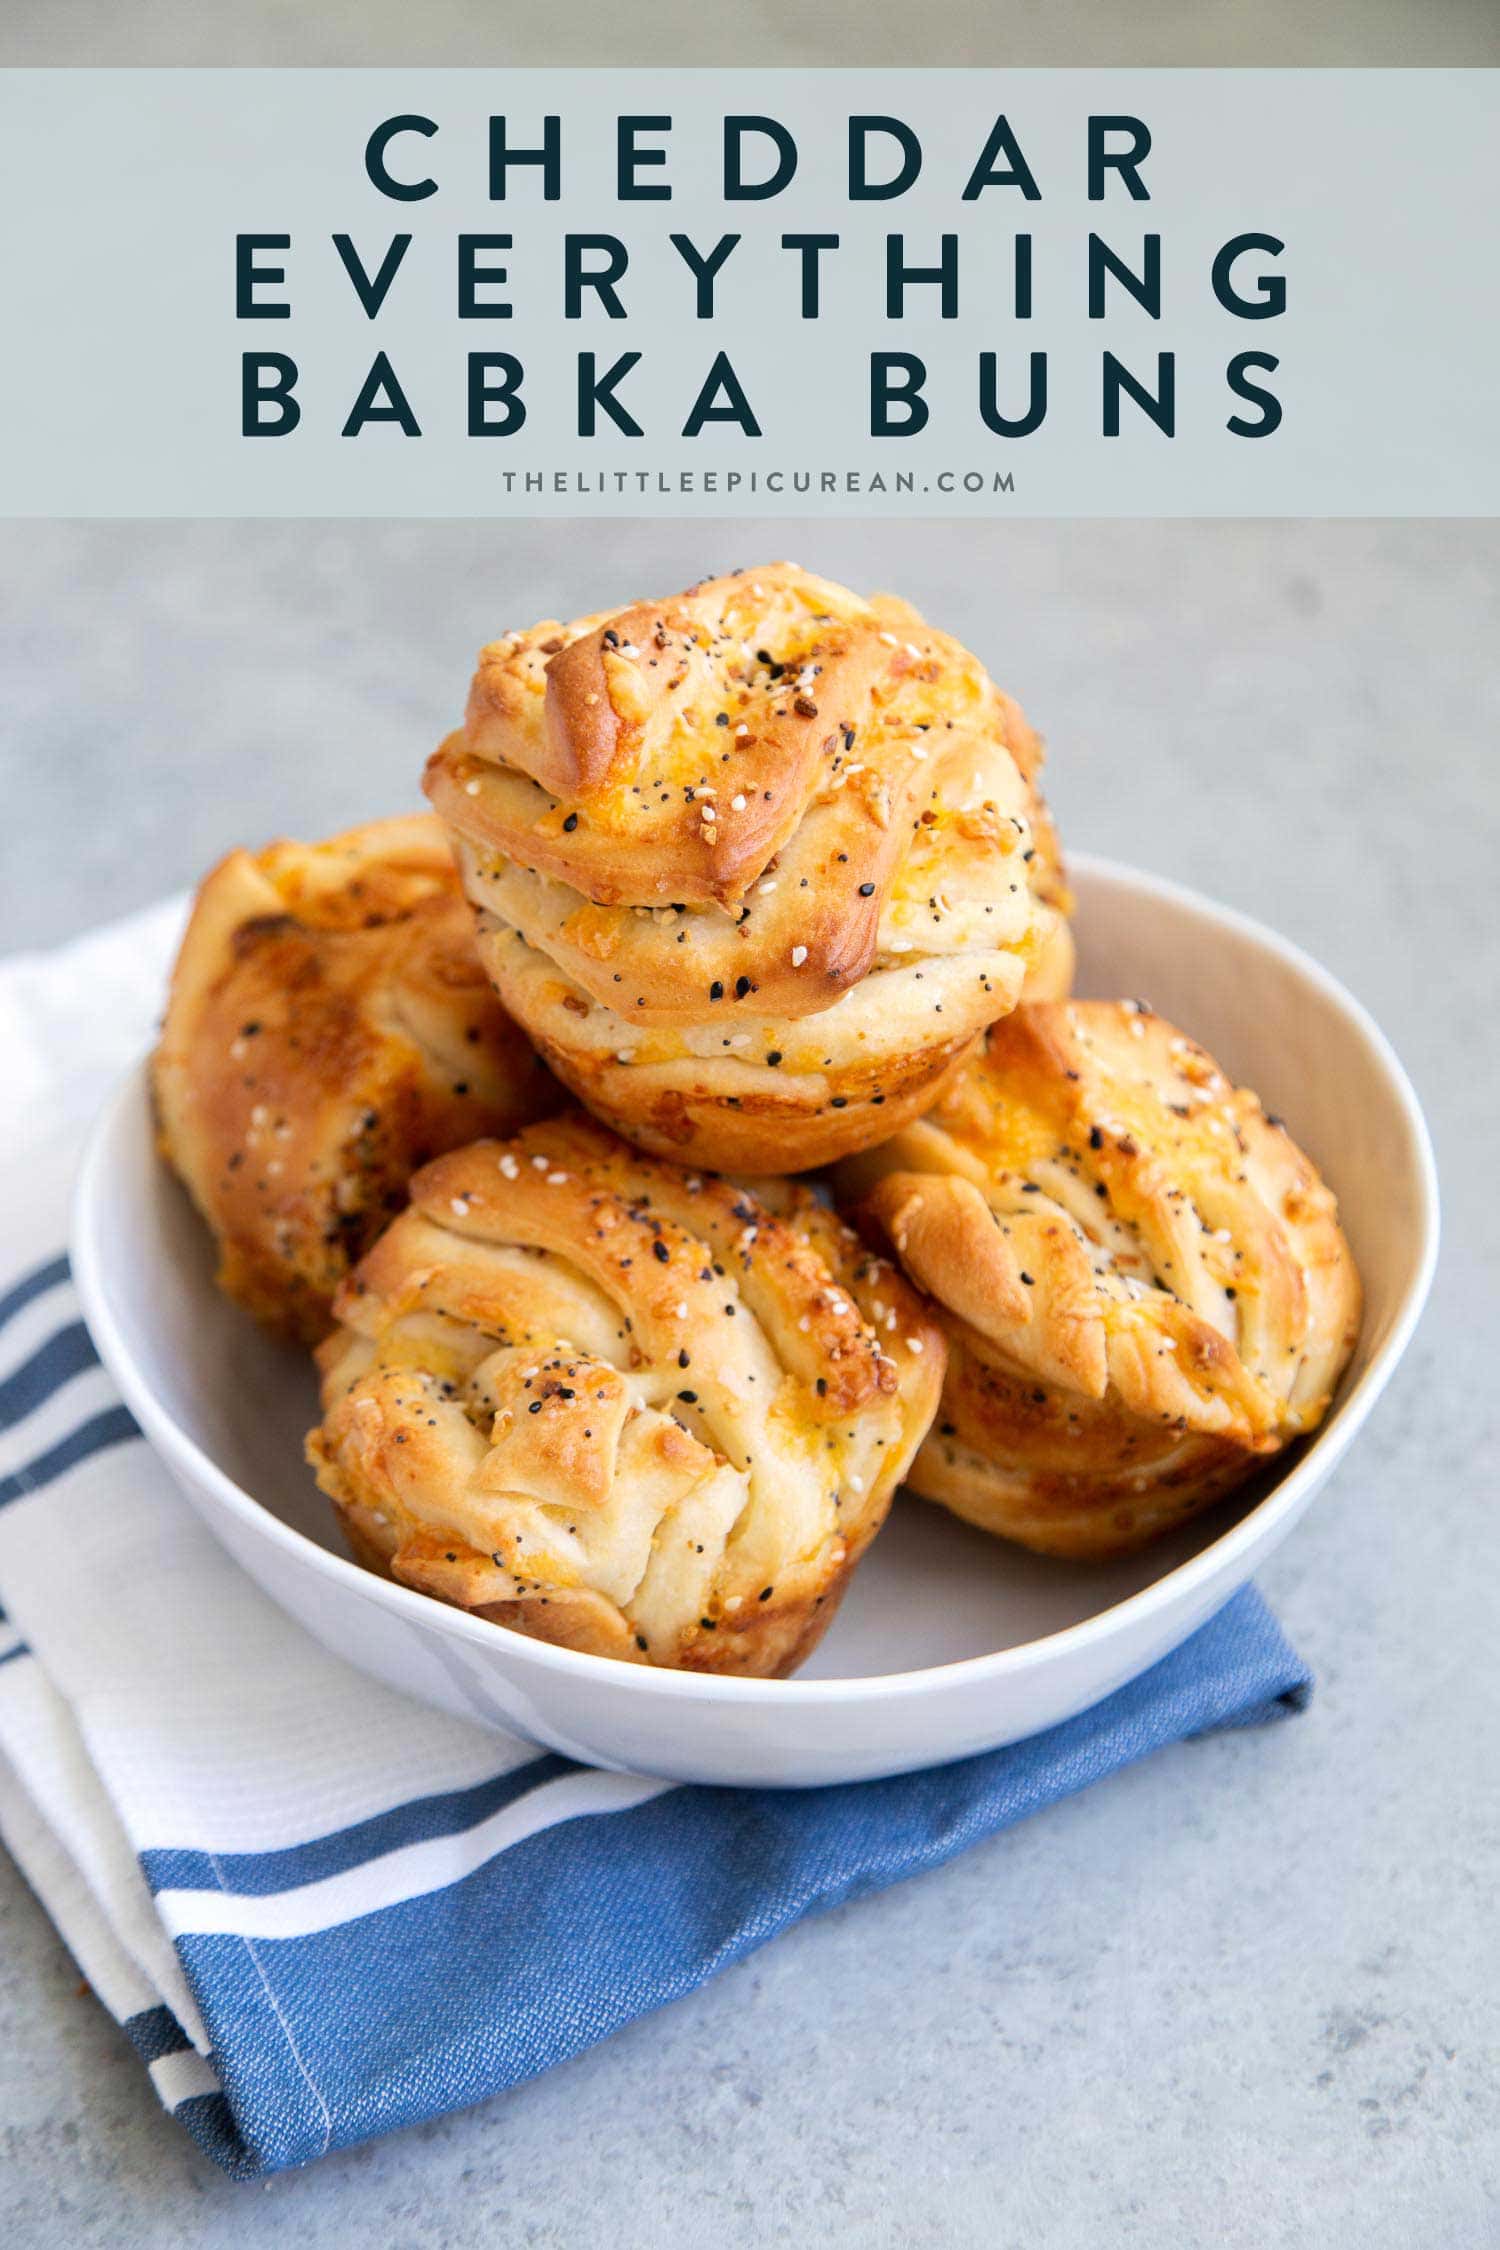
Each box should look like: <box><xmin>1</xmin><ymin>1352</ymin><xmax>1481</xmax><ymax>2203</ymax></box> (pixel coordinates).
<box><xmin>70</xmin><ymin>851</ymin><xmax>1440</xmax><ymax>1710</ymax></box>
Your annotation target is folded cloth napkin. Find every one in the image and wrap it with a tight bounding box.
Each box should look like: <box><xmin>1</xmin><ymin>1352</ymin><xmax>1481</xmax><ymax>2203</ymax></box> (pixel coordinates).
<box><xmin>0</xmin><ymin>902</ymin><xmax>1312</xmax><ymax>2179</ymax></box>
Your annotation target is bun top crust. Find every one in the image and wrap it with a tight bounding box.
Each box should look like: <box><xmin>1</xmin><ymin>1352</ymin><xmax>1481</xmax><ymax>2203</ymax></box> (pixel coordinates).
<box><xmin>152</xmin><ymin>815</ymin><xmax>555</xmax><ymax>1341</ymax></box>
<box><xmin>426</xmin><ymin>562</ymin><xmax>1069</xmax><ymax>1026</ymax></box>
<box><xmin>841</xmin><ymin>1000</ymin><xmax>1362</xmax><ymax>1451</ymax></box>
<box><xmin>309</xmin><ymin>1113</ymin><xmax>946</xmax><ymax>1674</ymax></box>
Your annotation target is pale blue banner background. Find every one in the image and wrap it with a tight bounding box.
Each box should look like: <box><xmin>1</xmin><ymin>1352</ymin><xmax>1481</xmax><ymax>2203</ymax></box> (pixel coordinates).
<box><xmin>1</xmin><ymin>69</ymin><xmax>1496</xmax><ymax>515</ymax></box>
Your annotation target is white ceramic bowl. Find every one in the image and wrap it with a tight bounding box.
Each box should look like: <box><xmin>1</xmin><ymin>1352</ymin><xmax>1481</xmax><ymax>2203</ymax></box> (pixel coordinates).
<box><xmin>71</xmin><ymin>857</ymin><xmax>1437</xmax><ymax>1788</ymax></box>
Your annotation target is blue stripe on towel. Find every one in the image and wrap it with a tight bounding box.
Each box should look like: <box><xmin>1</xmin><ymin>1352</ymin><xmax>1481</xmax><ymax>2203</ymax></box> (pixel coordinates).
<box><xmin>123</xmin><ymin>2001</ymin><xmax>196</xmax><ymax>2065</ymax></box>
<box><xmin>0</xmin><ymin>1403</ymin><xmax>140</xmax><ymax>1507</ymax></box>
<box><xmin>0</xmin><ymin>1320</ymin><xmax>100</xmax><ymax>1426</ymax></box>
<box><xmin>0</xmin><ymin>1254</ymin><xmax>70</xmax><ymax>1336</ymax></box>
<box><xmin>156</xmin><ymin>1588</ymin><xmax>1310</xmax><ymax>2177</ymax></box>
<box><xmin>141</xmin><ymin>1754</ymin><xmax>576</xmax><ymax>1897</ymax></box>
<box><xmin>173</xmin><ymin>2091</ymin><xmax>247</xmax><ymax>2173</ymax></box>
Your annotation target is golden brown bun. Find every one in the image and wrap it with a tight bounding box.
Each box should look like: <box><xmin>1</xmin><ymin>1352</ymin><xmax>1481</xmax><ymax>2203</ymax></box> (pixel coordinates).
<box><xmin>837</xmin><ymin>1001</ymin><xmax>1361</xmax><ymax>1560</ymax></box>
<box><xmin>153</xmin><ymin>815</ymin><xmax>559</xmax><ymax>1343</ymax></box>
<box><xmin>307</xmin><ymin>1113</ymin><xmax>946</xmax><ymax>1675</ymax></box>
<box><xmin>425</xmin><ymin>563</ymin><xmax>1071</xmax><ymax>1172</ymax></box>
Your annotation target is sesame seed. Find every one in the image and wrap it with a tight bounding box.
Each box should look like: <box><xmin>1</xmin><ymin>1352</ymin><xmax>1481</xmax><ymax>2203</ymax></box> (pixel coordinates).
<box><xmin>731</xmin><ymin>793</ymin><xmax>747</xmax><ymax>811</ymax></box>
<box><xmin>791</xmin><ymin>945</ymin><xmax>808</xmax><ymax>967</ymax></box>
<box><xmin>906</xmin><ymin>1336</ymin><xmax>924</xmax><ymax>1353</ymax></box>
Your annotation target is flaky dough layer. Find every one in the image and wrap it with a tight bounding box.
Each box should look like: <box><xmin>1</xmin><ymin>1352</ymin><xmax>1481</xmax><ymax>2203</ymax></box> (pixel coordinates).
<box><xmin>839</xmin><ymin>1001</ymin><xmax>1361</xmax><ymax>1560</ymax></box>
<box><xmin>426</xmin><ymin>563</ymin><xmax>1071</xmax><ymax>1171</ymax></box>
<box><xmin>153</xmin><ymin>815</ymin><xmax>557</xmax><ymax>1342</ymax></box>
<box><xmin>308</xmin><ymin>1114</ymin><xmax>945</xmax><ymax>1674</ymax></box>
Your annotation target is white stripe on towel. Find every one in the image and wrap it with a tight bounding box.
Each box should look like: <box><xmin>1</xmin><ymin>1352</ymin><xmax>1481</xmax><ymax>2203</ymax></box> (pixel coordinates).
<box><xmin>0</xmin><ymin>1745</ymin><xmax>160</xmax><ymax>2032</ymax></box>
<box><xmin>0</xmin><ymin>1648</ymin><xmax>211</xmax><ymax>2050</ymax></box>
<box><xmin>0</xmin><ymin>1281</ymin><xmax>78</xmax><ymax>1381</ymax></box>
<box><xmin>149</xmin><ymin>2047</ymin><xmax>223</xmax><ymax>2109</ymax></box>
<box><xmin>155</xmin><ymin>1769</ymin><xmax>672</xmax><ymax>1941</ymax></box>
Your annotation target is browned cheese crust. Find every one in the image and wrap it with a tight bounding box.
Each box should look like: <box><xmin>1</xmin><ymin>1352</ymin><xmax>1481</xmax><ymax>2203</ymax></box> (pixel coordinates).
<box><xmin>425</xmin><ymin>563</ymin><xmax>1072</xmax><ymax>1171</ymax></box>
<box><xmin>837</xmin><ymin>1001</ymin><xmax>1362</xmax><ymax>1560</ymax></box>
<box><xmin>307</xmin><ymin>1113</ymin><xmax>946</xmax><ymax>1674</ymax></box>
<box><xmin>152</xmin><ymin>815</ymin><xmax>559</xmax><ymax>1342</ymax></box>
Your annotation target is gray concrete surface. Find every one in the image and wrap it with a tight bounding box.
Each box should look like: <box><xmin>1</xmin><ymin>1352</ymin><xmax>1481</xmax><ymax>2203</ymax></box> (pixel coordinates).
<box><xmin>4</xmin><ymin>0</ymin><xmax>1499</xmax><ymax>67</ymax></box>
<box><xmin>0</xmin><ymin>519</ymin><xmax>1496</xmax><ymax>2243</ymax></box>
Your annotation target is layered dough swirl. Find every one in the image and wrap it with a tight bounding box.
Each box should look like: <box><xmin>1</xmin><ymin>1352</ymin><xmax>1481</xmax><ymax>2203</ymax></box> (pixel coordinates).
<box><xmin>426</xmin><ymin>563</ymin><xmax>1072</xmax><ymax>1172</ymax></box>
<box><xmin>839</xmin><ymin>1001</ymin><xmax>1361</xmax><ymax>1560</ymax></box>
<box><xmin>153</xmin><ymin>816</ymin><xmax>557</xmax><ymax>1343</ymax></box>
<box><xmin>307</xmin><ymin>1114</ymin><xmax>946</xmax><ymax>1675</ymax></box>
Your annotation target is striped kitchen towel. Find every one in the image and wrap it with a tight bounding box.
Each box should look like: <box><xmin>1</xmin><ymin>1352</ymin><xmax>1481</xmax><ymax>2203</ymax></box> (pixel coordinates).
<box><xmin>0</xmin><ymin>903</ymin><xmax>1312</xmax><ymax>2178</ymax></box>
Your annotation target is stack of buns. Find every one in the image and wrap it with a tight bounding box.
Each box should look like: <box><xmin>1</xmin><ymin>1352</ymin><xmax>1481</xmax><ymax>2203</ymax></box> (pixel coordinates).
<box><xmin>155</xmin><ymin>564</ymin><xmax>1361</xmax><ymax>1676</ymax></box>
